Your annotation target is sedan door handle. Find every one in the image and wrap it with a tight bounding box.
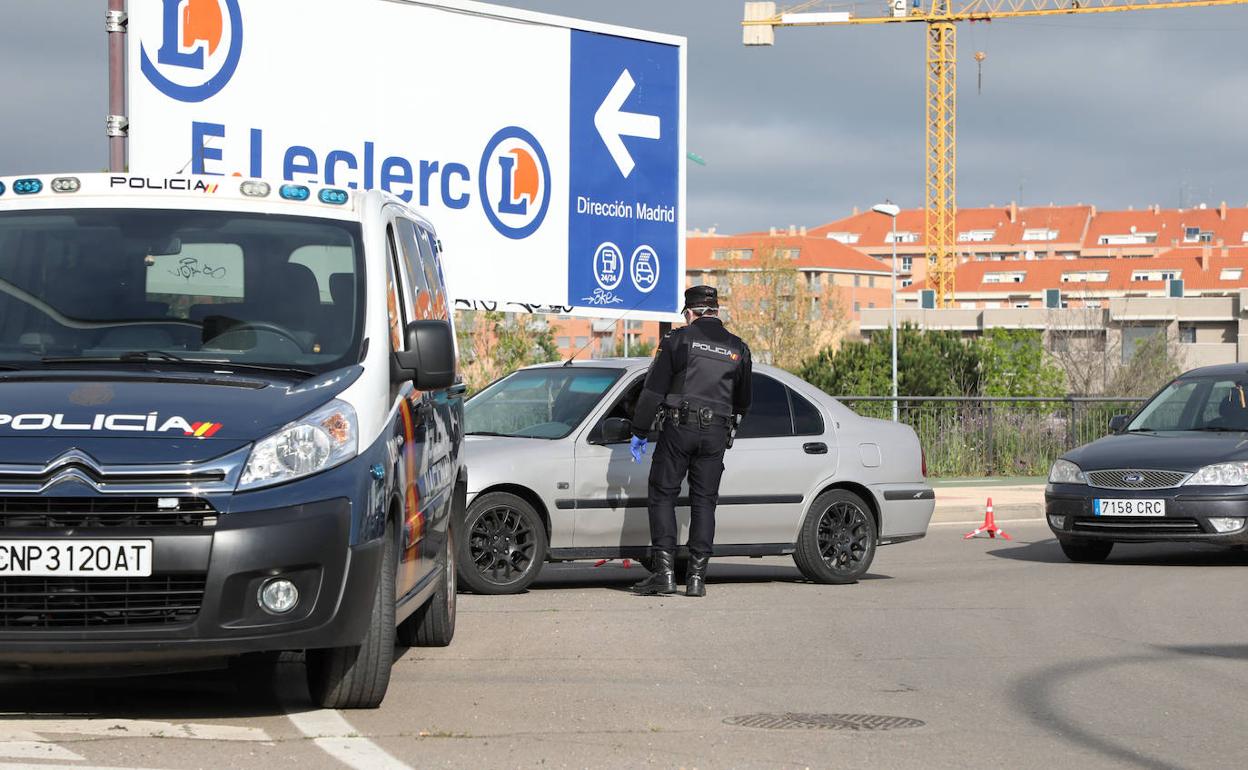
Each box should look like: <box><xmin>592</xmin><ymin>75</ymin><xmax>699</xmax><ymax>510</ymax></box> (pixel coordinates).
<box><xmin>803</xmin><ymin>442</ymin><xmax>828</xmax><ymax>455</ymax></box>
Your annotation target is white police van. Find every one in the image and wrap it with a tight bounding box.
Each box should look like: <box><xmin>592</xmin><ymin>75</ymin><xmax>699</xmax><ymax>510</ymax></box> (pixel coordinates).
<box><xmin>0</xmin><ymin>173</ymin><xmax>464</xmax><ymax>708</ymax></box>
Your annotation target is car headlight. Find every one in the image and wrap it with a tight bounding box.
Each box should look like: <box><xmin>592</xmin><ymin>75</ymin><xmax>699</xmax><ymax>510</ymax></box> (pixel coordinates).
<box><xmin>238</xmin><ymin>400</ymin><xmax>358</xmax><ymax>490</ymax></box>
<box><xmin>1048</xmin><ymin>459</ymin><xmax>1086</xmax><ymax>484</ymax></box>
<box><xmin>1183</xmin><ymin>462</ymin><xmax>1248</xmax><ymax>487</ymax></box>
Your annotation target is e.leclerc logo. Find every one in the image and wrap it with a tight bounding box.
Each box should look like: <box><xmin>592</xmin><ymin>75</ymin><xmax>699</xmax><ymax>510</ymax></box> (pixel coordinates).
<box><xmin>479</xmin><ymin>127</ymin><xmax>551</xmax><ymax>240</ymax></box>
<box><xmin>140</xmin><ymin>0</ymin><xmax>243</xmax><ymax>103</ymax></box>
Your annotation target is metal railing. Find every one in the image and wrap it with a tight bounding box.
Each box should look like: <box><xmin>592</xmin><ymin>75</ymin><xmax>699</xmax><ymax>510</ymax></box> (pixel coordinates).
<box><xmin>835</xmin><ymin>396</ymin><xmax>1147</xmax><ymax>478</ymax></box>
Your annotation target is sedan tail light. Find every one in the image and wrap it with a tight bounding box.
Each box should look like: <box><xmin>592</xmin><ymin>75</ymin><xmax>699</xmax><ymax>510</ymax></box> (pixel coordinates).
<box><xmin>921</xmin><ymin>448</ymin><xmax>927</xmax><ymax>478</ymax></box>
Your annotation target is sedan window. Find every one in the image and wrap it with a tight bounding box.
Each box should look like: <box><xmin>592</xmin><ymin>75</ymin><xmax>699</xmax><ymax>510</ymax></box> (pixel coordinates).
<box><xmin>466</xmin><ymin>367</ymin><xmax>622</xmax><ymax>439</ymax></box>
<box><xmin>1129</xmin><ymin>377</ymin><xmax>1248</xmax><ymax>432</ymax></box>
<box><xmin>737</xmin><ymin>374</ymin><xmax>793</xmax><ymax>439</ymax></box>
<box><xmin>791</xmin><ymin>390</ymin><xmax>824</xmax><ymax>436</ymax></box>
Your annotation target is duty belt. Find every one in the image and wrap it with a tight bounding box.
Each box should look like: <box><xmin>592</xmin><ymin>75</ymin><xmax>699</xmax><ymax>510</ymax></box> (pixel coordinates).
<box><xmin>660</xmin><ymin>404</ymin><xmax>733</xmax><ymax>427</ymax></box>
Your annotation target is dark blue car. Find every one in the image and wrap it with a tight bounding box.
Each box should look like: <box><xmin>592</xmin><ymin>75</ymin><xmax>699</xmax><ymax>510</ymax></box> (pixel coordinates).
<box><xmin>1047</xmin><ymin>364</ymin><xmax>1248</xmax><ymax>562</ymax></box>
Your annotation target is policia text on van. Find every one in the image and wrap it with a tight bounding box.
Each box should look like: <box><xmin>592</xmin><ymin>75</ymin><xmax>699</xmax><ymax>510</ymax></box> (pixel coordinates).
<box><xmin>0</xmin><ymin>174</ymin><xmax>465</xmax><ymax>709</ymax></box>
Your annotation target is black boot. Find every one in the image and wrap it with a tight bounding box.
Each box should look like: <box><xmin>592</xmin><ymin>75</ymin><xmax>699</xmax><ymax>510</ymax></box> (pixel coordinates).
<box><xmin>686</xmin><ymin>554</ymin><xmax>709</xmax><ymax>597</ymax></box>
<box><xmin>632</xmin><ymin>550</ymin><xmax>677</xmax><ymax>595</ymax></box>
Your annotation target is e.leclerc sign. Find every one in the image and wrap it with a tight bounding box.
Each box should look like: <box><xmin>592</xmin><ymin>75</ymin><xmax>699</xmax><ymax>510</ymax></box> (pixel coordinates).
<box><xmin>127</xmin><ymin>0</ymin><xmax>686</xmax><ymax>320</ymax></box>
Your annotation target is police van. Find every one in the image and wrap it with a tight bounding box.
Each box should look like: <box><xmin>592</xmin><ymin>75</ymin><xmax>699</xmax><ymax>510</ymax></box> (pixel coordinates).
<box><xmin>0</xmin><ymin>173</ymin><xmax>464</xmax><ymax>709</ymax></box>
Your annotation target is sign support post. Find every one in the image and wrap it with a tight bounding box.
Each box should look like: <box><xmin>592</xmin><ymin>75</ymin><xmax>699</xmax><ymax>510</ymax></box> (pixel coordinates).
<box><xmin>106</xmin><ymin>0</ymin><xmax>128</xmax><ymax>173</ymax></box>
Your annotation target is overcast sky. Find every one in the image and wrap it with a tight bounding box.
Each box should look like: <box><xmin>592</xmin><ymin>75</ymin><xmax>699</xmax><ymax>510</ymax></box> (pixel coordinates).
<box><xmin>2</xmin><ymin>1</ymin><xmax>1246</xmax><ymax>233</ymax></box>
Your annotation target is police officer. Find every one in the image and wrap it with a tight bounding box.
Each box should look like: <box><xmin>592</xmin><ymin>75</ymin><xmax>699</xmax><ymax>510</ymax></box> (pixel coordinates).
<box><xmin>628</xmin><ymin>285</ymin><xmax>752</xmax><ymax>597</ymax></box>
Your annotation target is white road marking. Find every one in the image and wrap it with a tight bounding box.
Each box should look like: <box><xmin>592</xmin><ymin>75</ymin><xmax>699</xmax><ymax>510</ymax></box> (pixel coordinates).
<box><xmin>0</xmin><ymin>734</ymin><xmax>84</xmax><ymax>761</ymax></box>
<box><xmin>284</xmin><ymin>708</ymin><xmax>411</xmax><ymax>770</ymax></box>
<box><xmin>0</xmin><ymin>719</ymin><xmax>269</xmax><ymax>742</ymax></box>
<box><xmin>0</xmin><ymin>765</ymin><xmax>170</xmax><ymax>770</ymax></box>
<box><xmin>931</xmin><ymin>517</ymin><xmax>1044</xmax><ymax>527</ymax></box>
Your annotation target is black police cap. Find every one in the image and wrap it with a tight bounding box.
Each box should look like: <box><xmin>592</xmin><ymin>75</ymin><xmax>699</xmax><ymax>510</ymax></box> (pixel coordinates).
<box><xmin>683</xmin><ymin>285</ymin><xmax>718</xmax><ymax>310</ymax></box>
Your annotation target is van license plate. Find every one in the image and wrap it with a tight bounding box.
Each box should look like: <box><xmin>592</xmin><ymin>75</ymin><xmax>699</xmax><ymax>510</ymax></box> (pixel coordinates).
<box><xmin>0</xmin><ymin>540</ymin><xmax>153</xmax><ymax>577</ymax></box>
<box><xmin>1094</xmin><ymin>499</ymin><xmax>1165</xmax><ymax>517</ymax></box>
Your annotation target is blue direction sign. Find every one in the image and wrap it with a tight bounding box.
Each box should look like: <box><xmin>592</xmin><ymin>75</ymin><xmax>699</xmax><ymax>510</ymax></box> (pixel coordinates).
<box><xmin>568</xmin><ymin>31</ymin><xmax>681</xmax><ymax>314</ymax></box>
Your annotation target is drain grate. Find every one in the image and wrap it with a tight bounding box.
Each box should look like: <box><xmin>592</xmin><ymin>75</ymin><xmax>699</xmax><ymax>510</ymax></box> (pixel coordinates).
<box><xmin>724</xmin><ymin>713</ymin><xmax>925</xmax><ymax>732</ymax></box>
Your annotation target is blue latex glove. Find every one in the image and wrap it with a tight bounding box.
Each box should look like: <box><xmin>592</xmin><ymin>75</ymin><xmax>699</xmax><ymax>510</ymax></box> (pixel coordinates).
<box><xmin>630</xmin><ymin>435</ymin><xmax>648</xmax><ymax>464</ymax></box>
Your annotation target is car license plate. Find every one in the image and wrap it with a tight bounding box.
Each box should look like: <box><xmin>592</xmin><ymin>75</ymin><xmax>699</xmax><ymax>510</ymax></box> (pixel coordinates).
<box><xmin>1094</xmin><ymin>499</ymin><xmax>1165</xmax><ymax>517</ymax></box>
<box><xmin>0</xmin><ymin>540</ymin><xmax>152</xmax><ymax>577</ymax></box>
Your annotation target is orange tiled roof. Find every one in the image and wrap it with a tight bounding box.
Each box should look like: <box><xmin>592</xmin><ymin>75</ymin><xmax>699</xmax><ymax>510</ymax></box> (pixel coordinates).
<box><xmin>807</xmin><ymin>205</ymin><xmax>1092</xmax><ymax>248</ymax></box>
<box><xmin>905</xmin><ymin>253</ymin><xmax>1248</xmax><ymax>295</ymax></box>
<box><xmin>1082</xmin><ymin>206</ymin><xmax>1248</xmax><ymax>249</ymax></box>
<box><xmin>686</xmin><ymin>234</ymin><xmax>890</xmax><ymax>274</ymax></box>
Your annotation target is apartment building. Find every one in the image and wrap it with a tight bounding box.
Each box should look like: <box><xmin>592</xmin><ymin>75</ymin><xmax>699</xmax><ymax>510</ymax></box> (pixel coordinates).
<box><xmin>808</xmin><ymin>203</ymin><xmax>1094</xmax><ymax>286</ymax></box>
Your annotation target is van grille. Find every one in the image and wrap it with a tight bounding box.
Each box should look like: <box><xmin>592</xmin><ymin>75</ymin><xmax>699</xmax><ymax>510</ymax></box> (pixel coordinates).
<box><xmin>0</xmin><ymin>497</ymin><xmax>216</xmax><ymax>529</ymax></box>
<box><xmin>0</xmin><ymin>575</ymin><xmax>206</xmax><ymax>628</ymax></box>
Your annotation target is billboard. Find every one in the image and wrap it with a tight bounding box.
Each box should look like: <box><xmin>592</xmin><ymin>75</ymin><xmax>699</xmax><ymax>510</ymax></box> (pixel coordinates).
<box><xmin>127</xmin><ymin>0</ymin><xmax>686</xmax><ymax>320</ymax></box>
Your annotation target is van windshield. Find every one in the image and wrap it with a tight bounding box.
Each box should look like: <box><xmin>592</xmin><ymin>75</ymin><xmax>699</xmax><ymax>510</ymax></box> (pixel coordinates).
<box><xmin>0</xmin><ymin>208</ymin><xmax>365</xmax><ymax>376</ymax></box>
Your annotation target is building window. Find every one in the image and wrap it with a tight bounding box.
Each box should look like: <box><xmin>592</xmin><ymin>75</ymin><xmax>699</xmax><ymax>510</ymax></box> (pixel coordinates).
<box><xmin>1061</xmin><ymin>271</ymin><xmax>1109</xmax><ymax>283</ymax></box>
<box><xmin>886</xmin><ymin>231</ymin><xmax>919</xmax><ymax>244</ymax></box>
<box><xmin>1221</xmin><ymin>268</ymin><xmax>1243</xmax><ymax>281</ymax></box>
<box><xmin>826</xmin><ymin>232</ymin><xmax>860</xmax><ymax>244</ymax></box>
<box><xmin>868</xmin><ymin>276</ymin><xmax>876</xmax><ymax>288</ymax></box>
<box><xmin>900</xmin><ymin>279</ymin><xmax>913</xmax><ymax>288</ymax></box>
<box><xmin>1183</xmin><ymin>227</ymin><xmax>1214</xmax><ymax>244</ymax></box>
<box><xmin>574</xmin><ymin>336</ymin><xmax>588</xmax><ymax>349</ymax></box>
<box><xmin>1099</xmin><ymin>233</ymin><xmax>1157</xmax><ymax>245</ymax></box>
<box><xmin>853</xmin><ymin>275</ymin><xmax>861</xmax><ymax>287</ymax></box>
<box><xmin>983</xmin><ymin>271</ymin><xmax>1026</xmax><ymax>284</ymax></box>
<box><xmin>1122</xmin><ymin>325</ymin><xmax>1164</xmax><ymax>362</ymax></box>
<box><xmin>1022</xmin><ymin>228</ymin><xmax>1058</xmax><ymax>241</ymax></box>
<box><xmin>958</xmin><ymin>229</ymin><xmax>995</xmax><ymax>243</ymax></box>
<box><xmin>1013</xmin><ymin>301</ymin><xmax>1030</xmax><ymax>309</ymax></box>
<box><xmin>712</xmin><ymin>248</ymin><xmax>753</xmax><ymax>261</ymax></box>
<box><xmin>1131</xmin><ymin>270</ymin><xmax>1181</xmax><ymax>282</ymax></box>
<box><xmin>1180</xmin><ymin>324</ymin><xmax>1198</xmax><ymax>344</ymax></box>
<box><xmin>901</xmin><ymin>257</ymin><xmax>913</xmax><ymax>271</ymax></box>
<box><xmin>853</xmin><ymin>301</ymin><xmax>861</xmax><ymax>312</ymax></box>
<box><xmin>556</xmin><ymin>336</ymin><xmax>570</xmax><ymax>349</ymax></box>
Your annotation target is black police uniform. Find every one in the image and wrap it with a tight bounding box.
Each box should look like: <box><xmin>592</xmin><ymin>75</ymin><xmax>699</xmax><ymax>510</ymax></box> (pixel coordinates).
<box><xmin>630</xmin><ymin>286</ymin><xmax>751</xmax><ymax>597</ymax></box>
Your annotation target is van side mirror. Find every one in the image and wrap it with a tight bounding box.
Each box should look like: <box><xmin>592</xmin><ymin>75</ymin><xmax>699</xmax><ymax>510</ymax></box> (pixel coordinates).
<box><xmin>598</xmin><ymin>417</ymin><xmax>633</xmax><ymax>444</ymax></box>
<box><xmin>1108</xmin><ymin>414</ymin><xmax>1130</xmax><ymax>433</ymax></box>
<box><xmin>393</xmin><ymin>320</ymin><xmax>456</xmax><ymax>389</ymax></box>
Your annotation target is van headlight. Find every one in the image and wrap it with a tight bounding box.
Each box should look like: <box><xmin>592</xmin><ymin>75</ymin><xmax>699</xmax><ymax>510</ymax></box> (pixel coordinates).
<box><xmin>1184</xmin><ymin>462</ymin><xmax>1248</xmax><ymax>487</ymax></box>
<box><xmin>238</xmin><ymin>400</ymin><xmax>358</xmax><ymax>490</ymax></box>
<box><xmin>1048</xmin><ymin>459</ymin><xmax>1086</xmax><ymax>484</ymax></box>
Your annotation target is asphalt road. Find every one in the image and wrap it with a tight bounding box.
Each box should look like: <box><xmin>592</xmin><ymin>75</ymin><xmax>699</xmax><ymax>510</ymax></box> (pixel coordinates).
<box><xmin>3</xmin><ymin>520</ymin><xmax>1247</xmax><ymax>769</ymax></box>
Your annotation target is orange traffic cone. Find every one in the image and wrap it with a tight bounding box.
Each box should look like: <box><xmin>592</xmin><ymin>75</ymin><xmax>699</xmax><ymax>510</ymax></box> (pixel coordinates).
<box><xmin>964</xmin><ymin>497</ymin><xmax>1012</xmax><ymax>540</ymax></box>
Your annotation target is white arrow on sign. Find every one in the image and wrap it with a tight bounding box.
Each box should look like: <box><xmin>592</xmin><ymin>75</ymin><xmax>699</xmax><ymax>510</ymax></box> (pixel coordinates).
<box><xmin>594</xmin><ymin>69</ymin><xmax>661</xmax><ymax>179</ymax></box>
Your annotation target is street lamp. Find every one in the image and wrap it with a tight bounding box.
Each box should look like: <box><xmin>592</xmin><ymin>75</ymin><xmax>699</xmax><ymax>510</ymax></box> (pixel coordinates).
<box><xmin>872</xmin><ymin>202</ymin><xmax>901</xmax><ymax>422</ymax></box>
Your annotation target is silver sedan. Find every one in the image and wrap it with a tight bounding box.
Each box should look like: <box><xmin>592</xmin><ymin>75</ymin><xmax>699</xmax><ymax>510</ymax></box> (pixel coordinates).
<box><xmin>458</xmin><ymin>359</ymin><xmax>933</xmax><ymax>593</ymax></box>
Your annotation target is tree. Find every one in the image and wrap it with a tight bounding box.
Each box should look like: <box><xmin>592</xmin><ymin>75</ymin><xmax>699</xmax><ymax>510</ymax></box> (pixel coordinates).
<box><xmin>798</xmin><ymin>324</ymin><xmax>980</xmax><ymax>397</ymax></box>
<box><xmin>977</xmin><ymin>328</ymin><xmax>1065</xmax><ymax>398</ymax></box>
<box><xmin>714</xmin><ymin>246</ymin><xmax>851</xmax><ymax>371</ymax></box>
<box><xmin>455</xmin><ymin>310</ymin><xmax>559</xmax><ymax>393</ymax></box>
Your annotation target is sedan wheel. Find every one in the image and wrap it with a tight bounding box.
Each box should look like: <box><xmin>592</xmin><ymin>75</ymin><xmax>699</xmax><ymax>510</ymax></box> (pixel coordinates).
<box><xmin>457</xmin><ymin>492</ymin><xmax>548</xmax><ymax>595</ymax></box>
<box><xmin>794</xmin><ymin>489</ymin><xmax>878</xmax><ymax>584</ymax></box>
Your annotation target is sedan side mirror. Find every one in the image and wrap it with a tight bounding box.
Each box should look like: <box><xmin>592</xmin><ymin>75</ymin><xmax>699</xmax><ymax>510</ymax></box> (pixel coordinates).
<box><xmin>599</xmin><ymin>417</ymin><xmax>633</xmax><ymax>444</ymax></box>
<box><xmin>1108</xmin><ymin>414</ymin><xmax>1130</xmax><ymax>433</ymax></box>
<box><xmin>393</xmin><ymin>320</ymin><xmax>456</xmax><ymax>389</ymax></box>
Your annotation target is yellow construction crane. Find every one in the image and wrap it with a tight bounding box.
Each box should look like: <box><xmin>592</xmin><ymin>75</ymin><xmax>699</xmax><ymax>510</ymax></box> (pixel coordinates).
<box><xmin>744</xmin><ymin>0</ymin><xmax>1248</xmax><ymax>307</ymax></box>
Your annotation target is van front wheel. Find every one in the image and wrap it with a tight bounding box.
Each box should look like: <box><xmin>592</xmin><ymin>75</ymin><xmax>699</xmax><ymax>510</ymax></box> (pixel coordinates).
<box><xmin>306</xmin><ymin>520</ymin><xmax>397</xmax><ymax>709</ymax></box>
